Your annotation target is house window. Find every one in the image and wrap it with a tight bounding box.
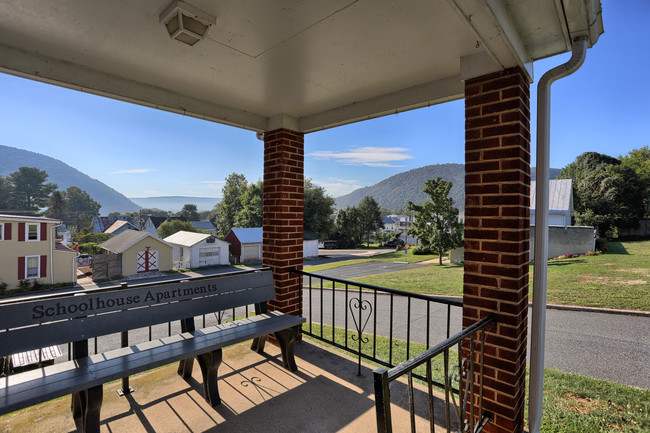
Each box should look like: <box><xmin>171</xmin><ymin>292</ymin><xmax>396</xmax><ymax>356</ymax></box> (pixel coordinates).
<box><xmin>26</xmin><ymin>256</ymin><xmax>40</xmax><ymax>279</ymax></box>
<box><xmin>27</xmin><ymin>223</ymin><xmax>39</xmax><ymax>241</ymax></box>
<box><xmin>0</xmin><ymin>223</ymin><xmax>3</xmax><ymax>241</ymax></box>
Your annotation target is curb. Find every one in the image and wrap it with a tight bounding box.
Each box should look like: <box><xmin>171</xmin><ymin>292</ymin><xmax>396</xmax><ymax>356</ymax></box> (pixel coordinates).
<box><xmin>300</xmin><ymin>287</ymin><xmax>650</xmax><ymax>318</ymax></box>
<box><xmin>543</xmin><ymin>303</ymin><xmax>650</xmax><ymax>317</ymax></box>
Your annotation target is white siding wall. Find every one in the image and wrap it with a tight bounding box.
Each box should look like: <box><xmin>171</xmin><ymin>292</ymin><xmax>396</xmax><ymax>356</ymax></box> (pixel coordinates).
<box><xmin>241</xmin><ymin>243</ymin><xmax>262</xmax><ymax>262</ymax></box>
<box><xmin>303</xmin><ymin>240</ymin><xmax>318</xmax><ymax>258</ymax></box>
<box><xmin>189</xmin><ymin>239</ymin><xmax>229</xmax><ymax>267</ymax></box>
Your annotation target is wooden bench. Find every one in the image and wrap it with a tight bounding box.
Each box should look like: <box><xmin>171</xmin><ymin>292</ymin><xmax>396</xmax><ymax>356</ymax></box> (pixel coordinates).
<box><xmin>0</xmin><ymin>268</ymin><xmax>305</xmax><ymax>432</ymax></box>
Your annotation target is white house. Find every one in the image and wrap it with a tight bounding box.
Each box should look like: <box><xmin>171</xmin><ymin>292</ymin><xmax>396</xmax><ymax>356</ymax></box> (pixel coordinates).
<box><xmin>189</xmin><ymin>221</ymin><xmax>217</xmax><ymax>236</ymax></box>
<box><xmin>530</xmin><ymin>179</ymin><xmax>574</xmax><ymax>227</ymax></box>
<box><xmin>142</xmin><ymin>216</ymin><xmax>169</xmax><ymax>238</ymax></box>
<box><xmin>164</xmin><ymin>231</ymin><xmax>230</xmax><ymax>268</ymax></box>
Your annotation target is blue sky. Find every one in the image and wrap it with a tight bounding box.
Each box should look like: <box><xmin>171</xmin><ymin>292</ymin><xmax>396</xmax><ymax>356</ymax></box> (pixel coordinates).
<box><xmin>0</xmin><ymin>1</ymin><xmax>647</xmax><ymax>200</ymax></box>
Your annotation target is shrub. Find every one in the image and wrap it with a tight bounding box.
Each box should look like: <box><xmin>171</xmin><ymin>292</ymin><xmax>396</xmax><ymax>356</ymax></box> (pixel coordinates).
<box><xmin>17</xmin><ymin>280</ymin><xmax>32</xmax><ymax>291</ymax></box>
<box><xmin>595</xmin><ymin>237</ymin><xmax>608</xmax><ymax>252</ymax></box>
<box><xmin>0</xmin><ymin>281</ymin><xmax>7</xmax><ymax>295</ymax></box>
<box><xmin>78</xmin><ymin>242</ymin><xmax>103</xmax><ymax>254</ymax></box>
<box><xmin>73</xmin><ymin>232</ymin><xmax>112</xmax><ymax>244</ymax></box>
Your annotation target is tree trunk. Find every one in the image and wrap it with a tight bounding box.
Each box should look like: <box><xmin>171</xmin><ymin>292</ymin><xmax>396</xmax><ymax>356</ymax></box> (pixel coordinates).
<box><xmin>439</xmin><ymin>249</ymin><xmax>443</xmax><ymax>266</ymax></box>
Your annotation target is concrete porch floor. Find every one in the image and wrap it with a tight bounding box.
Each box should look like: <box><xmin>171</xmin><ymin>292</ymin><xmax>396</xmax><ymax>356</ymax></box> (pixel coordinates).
<box><xmin>0</xmin><ymin>340</ymin><xmax>458</xmax><ymax>433</ymax></box>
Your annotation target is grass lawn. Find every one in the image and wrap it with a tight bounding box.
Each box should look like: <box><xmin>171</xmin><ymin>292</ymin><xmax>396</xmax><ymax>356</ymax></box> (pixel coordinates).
<box><xmin>303</xmin><ymin>240</ymin><xmax>650</xmax><ymax>311</ymax></box>
<box><xmin>304</xmin><ymin>323</ymin><xmax>650</xmax><ymax>433</ymax></box>
<box><xmin>541</xmin><ymin>241</ymin><xmax>649</xmax><ymax>310</ymax></box>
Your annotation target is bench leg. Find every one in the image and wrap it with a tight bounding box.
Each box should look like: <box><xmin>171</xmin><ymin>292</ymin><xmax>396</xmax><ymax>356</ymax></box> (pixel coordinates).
<box><xmin>71</xmin><ymin>385</ymin><xmax>103</xmax><ymax>433</ymax></box>
<box><xmin>177</xmin><ymin>357</ymin><xmax>195</xmax><ymax>379</ymax></box>
<box><xmin>196</xmin><ymin>349</ymin><xmax>223</xmax><ymax>407</ymax></box>
<box><xmin>273</xmin><ymin>325</ymin><xmax>300</xmax><ymax>372</ymax></box>
<box><xmin>251</xmin><ymin>335</ymin><xmax>267</xmax><ymax>353</ymax></box>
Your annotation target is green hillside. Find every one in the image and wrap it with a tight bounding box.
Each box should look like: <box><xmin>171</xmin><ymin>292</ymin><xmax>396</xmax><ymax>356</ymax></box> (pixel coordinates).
<box><xmin>334</xmin><ymin>164</ymin><xmax>560</xmax><ymax>211</ymax></box>
<box><xmin>0</xmin><ymin>145</ymin><xmax>140</xmax><ymax>214</ymax></box>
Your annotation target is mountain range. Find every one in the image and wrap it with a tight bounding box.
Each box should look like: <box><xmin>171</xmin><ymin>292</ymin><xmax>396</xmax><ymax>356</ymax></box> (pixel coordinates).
<box><xmin>335</xmin><ymin>164</ymin><xmax>561</xmax><ymax>211</ymax></box>
<box><xmin>0</xmin><ymin>145</ymin><xmax>140</xmax><ymax>214</ymax></box>
<box><xmin>1</xmin><ymin>144</ymin><xmax>561</xmax><ymax>215</ymax></box>
<box><xmin>129</xmin><ymin>196</ymin><xmax>219</xmax><ymax>212</ymax></box>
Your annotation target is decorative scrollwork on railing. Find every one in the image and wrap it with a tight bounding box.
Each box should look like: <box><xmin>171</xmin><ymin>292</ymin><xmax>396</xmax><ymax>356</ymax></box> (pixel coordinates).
<box><xmin>349</xmin><ymin>297</ymin><xmax>373</xmax><ymax>376</ymax></box>
<box><xmin>349</xmin><ymin>298</ymin><xmax>372</xmax><ymax>343</ymax></box>
<box><xmin>450</xmin><ymin>357</ymin><xmax>471</xmax><ymax>433</ymax></box>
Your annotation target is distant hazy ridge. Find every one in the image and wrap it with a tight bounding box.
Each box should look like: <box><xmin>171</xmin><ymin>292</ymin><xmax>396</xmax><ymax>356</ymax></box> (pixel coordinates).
<box><xmin>335</xmin><ymin>164</ymin><xmax>561</xmax><ymax>211</ymax></box>
<box><xmin>0</xmin><ymin>145</ymin><xmax>140</xmax><ymax>214</ymax></box>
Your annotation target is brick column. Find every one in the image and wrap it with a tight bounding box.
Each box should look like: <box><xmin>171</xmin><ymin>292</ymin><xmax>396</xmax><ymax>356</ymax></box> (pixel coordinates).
<box><xmin>463</xmin><ymin>67</ymin><xmax>530</xmax><ymax>433</ymax></box>
<box><xmin>263</xmin><ymin>128</ymin><xmax>304</xmax><ymax>316</ymax></box>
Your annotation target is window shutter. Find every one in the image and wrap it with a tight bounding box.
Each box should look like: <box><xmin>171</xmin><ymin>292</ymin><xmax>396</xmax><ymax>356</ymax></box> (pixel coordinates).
<box><xmin>18</xmin><ymin>223</ymin><xmax>25</xmax><ymax>241</ymax></box>
<box><xmin>40</xmin><ymin>255</ymin><xmax>47</xmax><ymax>278</ymax></box>
<box><xmin>18</xmin><ymin>257</ymin><xmax>25</xmax><ymax>280</ymax></box>
<box><xmin>4</xmin><ymin>223</ymin><xmax>11</xmax><ymax>240</ymax></box>
<box><xmin>41</xmin><ymin>223</ymin><xmax>47</xmax><ymax>241</ymax></box>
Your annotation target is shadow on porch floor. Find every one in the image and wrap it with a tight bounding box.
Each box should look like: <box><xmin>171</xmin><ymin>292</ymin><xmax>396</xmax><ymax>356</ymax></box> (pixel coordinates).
<box><xmin>0</xmin><ymin>340</ymin><xmax>457</xmax><ymax>432</ymax></box>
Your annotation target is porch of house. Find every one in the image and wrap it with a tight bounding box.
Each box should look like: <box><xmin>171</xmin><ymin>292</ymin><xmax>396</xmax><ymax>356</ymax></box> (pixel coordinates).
<box><xmin>0</xmin><ymin>2</ymin><xmax>604</xmax><ymax>432</ymax></box>
<box><xmin>0</xmin><ymin>340</ymin><xmax>457</xmax><ymax>433</ymax></box>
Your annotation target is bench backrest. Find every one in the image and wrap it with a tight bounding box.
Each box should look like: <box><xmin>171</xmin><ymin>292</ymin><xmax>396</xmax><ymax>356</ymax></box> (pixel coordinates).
<box><xmin>0</xmin><ymin>268</ymin><xmax>275</xmax><ymax>358</ymax></box>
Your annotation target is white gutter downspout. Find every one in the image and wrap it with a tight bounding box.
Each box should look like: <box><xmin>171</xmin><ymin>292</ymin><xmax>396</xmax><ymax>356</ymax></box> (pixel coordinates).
<box><xmin>50</xmin><ymin>223</ymin><xmax>63</xmax><ymax>285</ymax></box>
<box><xmin>529</xmin><ymin>36</ymin><xmax>588</xmax><ymax>433</ymax></box>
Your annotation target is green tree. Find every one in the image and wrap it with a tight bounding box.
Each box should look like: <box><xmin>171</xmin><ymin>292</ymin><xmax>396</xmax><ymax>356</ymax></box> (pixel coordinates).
<box><xmin>8</xmin><ymin>167</ymin><xmax>57</xmax><ymax>211</ymax></box>
<box><xmin>234</xmin><ymin>180</ymin><xmax>263</xmax><ymax>228</ymax></box>
<box><xmin>157</xmin><ymin>219</ymin><xmax>207</xmax><ymax>238</ymax></box>
<box><xmin>374</xmin><ymin>230</ymin><xmax>394</xmax><ymax>246</ymax></box>
<box><xmin>559</xmin><ymin>152</ymin><xmax>647</xmax><ymax>237</ymax></box>
<box><xmin>334</xmin><ymin>206</ymin><xmax>363</xmax><ymax>247</ymax></box>
<box><xmin>179</xmin><ymin>204</ymin><xmax>200</xmax><ymax>221</ymax></box>
<box><xmin>620</xmin><ymin>146</ymin><xmax>650</xmax><ymax>216</ymax></box>
<box><xmin>210</xmin><ymin>173</ymin><xmax>249</xmax><ymax>236</ymax></box>
<box><xmin>65</xmin><ymin>186</ymin><xmax>102</xmax><ymax>232</ymax></box>
<box><xmin>0</xmin><ymin>175</ymin><xmax>12</xmax><ymax>212</ymax></box>
<box><xmin>138</xmin><ymin>208</ymin><xmax>169</xmax><ymax>217</ymax></box>
<box><xmin>197</xmin><ymin>210</ymin><xmax>211</xmax><ymax>221</ymax></box>
<box><xmin>46</xmin><ymin>190</ymin><xmax>67</xmax><ymax>221</ymax></box>
<box><xmin>407</xmin><ymin>178</ymin><xmax>463</xmax><ymax>265</ymax></box>
<box><xmin>358</xmin><ymin>195</ymin><xmax>384</xmax><ymax>246</ymax></box>
<box><xmin>304</xmin><ymin>179</ymin><xmax>335</xmax><ymax>239</ymax></box>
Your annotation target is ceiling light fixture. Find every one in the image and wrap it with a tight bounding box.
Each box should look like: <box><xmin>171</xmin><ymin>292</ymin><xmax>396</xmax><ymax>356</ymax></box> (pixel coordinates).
<box><xmin>159</xmin><ymin>0</ymin><xmax>216</xmax><ymax>46</ymax></box>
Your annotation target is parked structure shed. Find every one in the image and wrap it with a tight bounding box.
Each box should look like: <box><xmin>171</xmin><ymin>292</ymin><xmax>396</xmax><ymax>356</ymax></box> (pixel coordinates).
<box><xmin>225</xmin><ymin>227</ymin><xmax>262</xmax><ymax>263</ymax></box>
<box><xmin>99</xmin><ymin>230</ymin><xmax>172</xmax><ymax>276</ymax></box>
<box><xmin>164</xmin><ymin>231</ymin><xmax>229</xmax><ymax>268</ymax></box>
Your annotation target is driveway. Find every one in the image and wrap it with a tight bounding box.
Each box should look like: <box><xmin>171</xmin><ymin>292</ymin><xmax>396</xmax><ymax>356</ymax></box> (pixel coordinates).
<box><xmin>306</xmin><ymin>260</ymin><xmax>429</xmax><ymax>279</ymax></box>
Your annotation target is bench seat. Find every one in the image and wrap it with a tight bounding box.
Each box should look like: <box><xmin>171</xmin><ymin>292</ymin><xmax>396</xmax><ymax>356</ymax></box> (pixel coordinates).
<box><xmin>0</xmin><ymin>311</ymin><xmax>305</xmax><ymax>417</ymax></box>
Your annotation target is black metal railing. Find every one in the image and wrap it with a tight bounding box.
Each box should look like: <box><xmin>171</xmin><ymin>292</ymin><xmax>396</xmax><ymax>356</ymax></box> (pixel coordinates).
<box><xmin>293</xmin><ymin>269</ymin><xmax>463</xmax><ymax>388</ymax></box>
<box><xmin>374</xmin><ymin>315</ymin><xmax>496</xmax><ymax>433</ymax></box>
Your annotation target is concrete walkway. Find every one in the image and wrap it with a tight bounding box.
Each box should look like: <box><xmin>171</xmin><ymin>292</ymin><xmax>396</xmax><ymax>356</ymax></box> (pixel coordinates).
<box><xmin>0</xmin><ymin>341</ymin><xmax>456</xmax><ymax>433</ymax></box>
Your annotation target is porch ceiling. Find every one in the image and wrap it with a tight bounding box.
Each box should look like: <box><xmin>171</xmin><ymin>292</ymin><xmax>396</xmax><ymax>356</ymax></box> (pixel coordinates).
<box><xmin>0</xmin><ymin>0</ymin><xmax>602</xmax><ymax>133</ymax></box>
